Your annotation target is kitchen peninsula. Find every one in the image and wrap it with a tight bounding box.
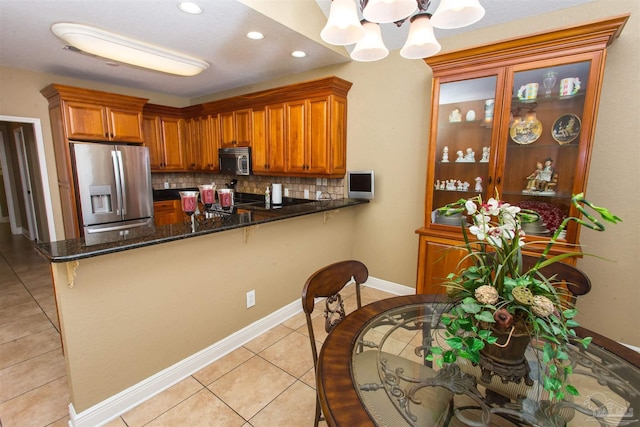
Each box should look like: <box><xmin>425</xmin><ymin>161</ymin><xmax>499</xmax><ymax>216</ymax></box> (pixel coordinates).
<box><xmin>36</xmin><ymin>197</ymin><xmax>367</xmax><ymax>423</ymax></box>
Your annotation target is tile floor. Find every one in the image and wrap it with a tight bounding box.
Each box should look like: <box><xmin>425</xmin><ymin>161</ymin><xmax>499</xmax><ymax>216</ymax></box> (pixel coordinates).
<box><xmin>0</xmin><ymin>223</ymin><xmax>395</xmax><ymax>426</ymax></box>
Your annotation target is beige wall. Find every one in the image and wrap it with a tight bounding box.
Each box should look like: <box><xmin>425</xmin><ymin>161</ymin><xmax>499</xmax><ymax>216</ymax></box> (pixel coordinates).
<box><xmin>53</xmin><ymin>209</ymin><xmax>358</xmax><ymax>411</ymax></box>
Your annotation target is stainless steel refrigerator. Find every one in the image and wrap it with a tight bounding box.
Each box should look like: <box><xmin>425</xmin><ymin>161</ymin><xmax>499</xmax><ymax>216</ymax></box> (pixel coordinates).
<box><xmin>71</xmin><ymin>142</ymin><xmax>154</xmax><ymax>244</ymax></box>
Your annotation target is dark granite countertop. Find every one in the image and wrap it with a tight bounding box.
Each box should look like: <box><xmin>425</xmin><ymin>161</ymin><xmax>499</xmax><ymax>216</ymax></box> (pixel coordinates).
<box><xmin>36</xmin><ymin>197</ymin><xmax>368</xmax><ymax>263</ymax></box>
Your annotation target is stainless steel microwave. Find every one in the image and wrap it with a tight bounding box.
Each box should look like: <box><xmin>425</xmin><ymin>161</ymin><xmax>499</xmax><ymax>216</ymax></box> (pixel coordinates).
<box><xmin>219</xmin><ymin>147</ymin><xmax>251</xmax><ymax>175</ymax></box>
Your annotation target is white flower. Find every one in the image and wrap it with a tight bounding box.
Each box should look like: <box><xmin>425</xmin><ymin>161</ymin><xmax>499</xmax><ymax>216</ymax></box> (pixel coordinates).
<box><xmin>465</xmin><ymin>200</ymin><xmax>477</xmax><ymax>215</ymax></box>
<box><xmin>484</xmin><ymin>198</ymin><xmax>501</xmax><ymax>216</ymax></box>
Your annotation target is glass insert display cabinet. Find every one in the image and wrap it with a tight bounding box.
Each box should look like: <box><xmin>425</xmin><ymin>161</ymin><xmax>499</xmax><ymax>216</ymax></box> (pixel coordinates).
<box><xmin>416</xmin><ymin>15</ymin><xmax>629</xmax><ymax>294</ymax></box>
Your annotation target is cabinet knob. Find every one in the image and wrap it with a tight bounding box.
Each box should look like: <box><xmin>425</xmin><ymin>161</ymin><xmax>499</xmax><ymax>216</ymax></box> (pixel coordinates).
<box><xmin>496</xmin><ymin>177</ymin><xmax>502</xmax><ymax>184</ymax></box>
<box><xmin>487</xmin><ymin>176</ymin><xmax>492</xmax><ymax>184</ymax></box>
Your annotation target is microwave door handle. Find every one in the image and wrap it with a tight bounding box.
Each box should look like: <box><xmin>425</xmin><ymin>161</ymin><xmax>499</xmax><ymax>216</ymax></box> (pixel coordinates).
<box><xmin>116</xmin><ymin>150</ymin><xmax>127</xmax><ymax>215</ymax></box>
<box><xmin>237</xmin><ymin>156</ymin><xmax>243</xmax><ymax>173</ymax></box>
<box><xmin>111</xmin><ymin>150</ymin><xmax>123</xmax><ymax>215</ymax></box>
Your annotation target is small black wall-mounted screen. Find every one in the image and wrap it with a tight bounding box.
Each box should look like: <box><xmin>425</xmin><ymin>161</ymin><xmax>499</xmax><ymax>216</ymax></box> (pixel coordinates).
<box><xmin>347</xmin><ymin>170</ymin><xmax>375</xmax><ymax>199</ymax></box>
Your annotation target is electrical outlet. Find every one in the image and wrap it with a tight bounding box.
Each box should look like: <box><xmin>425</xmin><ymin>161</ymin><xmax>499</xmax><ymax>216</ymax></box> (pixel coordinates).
<box><xmin>304</xmin><ymin>189</ymin><xmax>310</xmax><ymax>199</ymax></box>
<box><xmin>246</xmin><ymin>290</ymin><xmax>255</xmax><ymax>308</ymax></box>
<box><xmin>163</xmin><ymin>182</ymin><xmax>170</xmax><ymax>189</ymax></box>
<box><xmin>284</xmin><ymin>188</ymin><xmax>289</xmax><ymax>197</ymax></box>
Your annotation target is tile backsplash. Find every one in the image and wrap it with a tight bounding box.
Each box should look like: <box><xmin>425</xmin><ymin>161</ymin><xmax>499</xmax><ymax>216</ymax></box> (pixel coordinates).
<box><xmin>152</xmin><ymin>173</ymin><xmax>344</xmax><ymax>200</ymax></box>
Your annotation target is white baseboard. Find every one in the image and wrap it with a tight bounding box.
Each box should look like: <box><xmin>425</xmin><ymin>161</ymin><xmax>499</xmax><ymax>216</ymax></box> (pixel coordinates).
<box><xmin>68</xmin><ymin>277</ymin><xmax>414</xmax><ymax>427</ymax></box>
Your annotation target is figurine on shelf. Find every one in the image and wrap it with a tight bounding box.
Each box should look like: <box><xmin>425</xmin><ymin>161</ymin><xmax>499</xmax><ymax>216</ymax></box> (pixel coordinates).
<box><xmin>538</xmin><ymin>158</ymin><xmax>556</xmax><ymax>194</ymax></box>
<box><xmin>446</xmin><ymin>180</ymin><xmax>457</xmax><ymax>191</ymax></box>
<box><xmin>455</xmin><ymin>150</ymin><xmax>464</xmax><ymax>162</ymax></box>
<box><xmin>462</xmin><ymin>181</ymin><xmax>470</xmax><ymax>191</ymax></box>
<box><xmin>474</xmin><ymin>176</ymin><xmax>483</xmax><ymax>192</ymax></box>
<box><xmin>439</xmin><ymin>181</ymin><xmax>445</xmax><ymax>190</ymax></box>
<box><xmin>442</xmin><ymin>146</ymin><xmax>449</xmax><ymax>162</ymax></box>
<box><xmin>449</xmin><ymin>108</ymin><xmax>462</xmax><ymax>123</ymax></box>
<box><xmin>524</xmin><ymin>161</ymin><xmax>544</xmax><ymax>193</ymax></box>
<box><xmin>480</xmin><ymin>146</ymin><xmax>490</xmax><ymax>163</ymax></box>
<box><xmin>435</xmin><ymin>180</ymin><xmax>441</xmax><ymax>190</ymax></box>
<box><xmin>464</xmin><ymin>148</ymin><xmax>476</xmax><ymax>162</ymax></box>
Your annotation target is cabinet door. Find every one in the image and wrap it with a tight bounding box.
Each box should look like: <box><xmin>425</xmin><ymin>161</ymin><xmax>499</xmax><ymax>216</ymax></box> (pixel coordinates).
<box><xmin>142</xmin><ymin>115</ymin><xmax>163</xmax><ymax>170</ymax></box>
<box><xmin>219</xmin><ymin>111</ymin><xmax>235</xmax><ymax>147</ymax></box>
<box><xmin>219</xmin><ymin>109</ymin><xmax>252</xmax><ymax>147</ymax></box>
<box><xmin>266</xmin><ymin>104</ymin><xmax>286</xmax><ymax>173</ymax></box>
<box><xmin>307</xmin><ymin>97</ymin><xmax>330</xmax><ymax>175</ymax></box>
<box><xmin>153</xmin><ymin>200</ymin><xmax>181</xmax><ymax>226</ymax></box>
<box><xmin>252</xmin><ymin>108</ymin><xmax>268</xmax><ymax>174</ymax></box>
<box><xmin>285</xmin><ymin>100</ymin><xmax>306</xmax><ymax>174</ymax></box>
<box><xmin>234</xmin><ymin>109</ymin><xmax>252</xmax><ymax>146</ymax></box>
<box><xmin>107</xmin><ymin>107</ymin><xmax>144</xmax><ymax>142</ymax></box>
<box><xmin>184</xmin><ymin>118</ymin><xmax>201</xmax><ymax>170</ymax></box>
<box><xmin>330</xmin><ymin>95</ymin><xmax>348</xmax><ymax>175</ymax></box>
<box><xmin>63</xmin><ymin>101</ymin><xmax>110</xmax><ymax>141</ymax></box>
<box><xmin>160</xmin><ymin>117</ymin><xmax>186</xmax><ymax>171</ymax></box>
<box><xmin>416</xmin><ymin>237</ymin><xmax>471</xmax><ymax>294</ymax></box>
<box><xmin>499</xmin><ymin>60</ymin><xmax>597</xmax><ymax>243</ymax></box>
<box><xmin>428</xmin><ymin>73</ymin><xmax>502</xmax><ymax>226</ymax></box>
<box><xmin>201</xmin><ymin>115</ymin><xmax>219</xmax><ymax>172</ymax></box>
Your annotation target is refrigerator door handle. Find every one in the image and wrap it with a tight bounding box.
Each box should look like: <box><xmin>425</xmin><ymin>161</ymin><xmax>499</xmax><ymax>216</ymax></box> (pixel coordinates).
<box><xmin>111</xmin><ymin>150</ymin><xmax>123</xmax><ymax>216</ymax></box>
<box><xmin>116</xmin><ymin>150</ymin><xmax>127</xmax><ymax>216</ymax></box>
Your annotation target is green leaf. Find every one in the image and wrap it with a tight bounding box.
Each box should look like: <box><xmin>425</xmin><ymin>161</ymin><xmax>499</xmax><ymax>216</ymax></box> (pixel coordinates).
<box><xmin>563</xmin><ymin>309</ymin><xmax>578</xmax><ymax>319</ymax></box>
<box><xmin>566</xmin><ymin>385</ymin><xmax>580</xmax><ymax>396</ymax></box>
<box><xmin>446</xmin><ymin>337</ymin><xmax>464</xmax><ymax>350</ymax></box>
<box><xmin>565</xmin><ymin>319</ymin><xmax>580</xmax><ymax>328</ymax></box>
<box><xmin>442</xmin><ymin>351</ymin><xmax>457</xmax><ymax>364</ymax></box>
<box><xmin>430</xmin><ymin>347</ymin><xmax>443</xmax><ymax>355</ymax></box>
<box><xmin>579</xmin><ymin>337</ymin><xmax>592</xmax><ymax>348</ymax></box>
<box><xmin>475</xmin><ymin>311</ymin><xmax>496</xmax><ymax>323</ymax></box>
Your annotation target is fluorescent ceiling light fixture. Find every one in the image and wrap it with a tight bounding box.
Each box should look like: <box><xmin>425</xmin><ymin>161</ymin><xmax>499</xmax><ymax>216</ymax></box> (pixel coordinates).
<box><xmin>178</xmin><ymin>2</ymin><xmax>203</xmax><ymax>14</ymax></box>
<box><xmin>51</xmin><ymin>23</ymin><xmax>209</xmax><ymax>76</ymax></box>
<box><xmin>291</xmin><ymin>51</ymin><xmax>307</xmax><ymax>58</ymax></box>
<box><xmin>246</xmin><ymin>31</ymin><xmax>264</xmax><ymax>40</ymax></box>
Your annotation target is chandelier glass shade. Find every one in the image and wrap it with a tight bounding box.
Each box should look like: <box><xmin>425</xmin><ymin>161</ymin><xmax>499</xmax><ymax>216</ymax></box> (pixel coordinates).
<box><xmin>320</xmin><ymin>0</ymin><xmax>366</xmax><ymax>45</ymax></box>
<box><xmin>362</xmin><ymin>0</ymin><xmax>417</xmax><ymax>24</ymax></box>
<box><xmin>351</xmin><ymin>21</ymin><xmax>389</xmax><ymax>61</ymax></box>
<box><xmin>321</xmin><ymin>0</ymin><xmax>484</xmax><ymax>61</ymax></box>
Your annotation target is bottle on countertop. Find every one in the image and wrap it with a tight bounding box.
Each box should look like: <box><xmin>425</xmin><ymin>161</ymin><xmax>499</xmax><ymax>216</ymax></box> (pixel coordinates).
<box><xmin>265</xmin><ymin>186</ymin><xmax>271</xmax><ymax>206</ymax></box>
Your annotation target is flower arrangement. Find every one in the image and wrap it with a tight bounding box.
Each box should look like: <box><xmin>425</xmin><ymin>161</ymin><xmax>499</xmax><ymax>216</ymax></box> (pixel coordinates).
<box><xmin>427</xmin><ymin>193</ymin><xmax>621</xmax><ymax>400</ymax></box>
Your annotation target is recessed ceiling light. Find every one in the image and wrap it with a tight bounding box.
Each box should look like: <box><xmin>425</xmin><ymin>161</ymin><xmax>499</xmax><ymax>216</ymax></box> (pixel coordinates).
<box><xmin>291</xmin><ymin>51</ymin><xmax>307</xmax><ymax>58</ymax></box>
<box><xmin>246</xmin><ymin>31</ymin><xmax>264</xmax><ymax>40</ymax></box>
<box><xmin>178</xmin><ymin>2</ymin><xmax>202</xmax><ymax>14</ymax></box>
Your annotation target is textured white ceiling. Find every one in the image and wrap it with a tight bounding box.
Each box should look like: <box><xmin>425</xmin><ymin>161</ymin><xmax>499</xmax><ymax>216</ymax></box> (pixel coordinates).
<box><xmin>0</xmin><ymin>0</ymin><xmax>593</xmax><ymax>98</ymax></box>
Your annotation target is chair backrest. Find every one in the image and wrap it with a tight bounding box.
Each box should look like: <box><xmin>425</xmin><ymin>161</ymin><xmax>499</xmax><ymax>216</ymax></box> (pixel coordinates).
<box><xmin>302</xmin><ymin>260</ymin><xmax>368</xmax><ymax>367</ymax></box>
<box><xmin>521</xmin><ymin>255</ymin><xmax>591</xmax><ymax>305</ymax></box>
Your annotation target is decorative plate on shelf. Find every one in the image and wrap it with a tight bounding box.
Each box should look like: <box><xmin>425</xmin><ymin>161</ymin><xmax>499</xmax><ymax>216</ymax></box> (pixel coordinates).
<box><xmin>552</xmin><ymin>114</ymin><xmax>581</xmax><ymax>144</ymax></box>
<box><xmin>510</xmin><ymin>118</ymin><xmax>542</xmax><ymax>145</ymax></box>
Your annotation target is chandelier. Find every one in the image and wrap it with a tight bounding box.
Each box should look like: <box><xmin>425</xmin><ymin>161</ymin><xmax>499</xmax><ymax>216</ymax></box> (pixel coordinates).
<box><xmin>320</xmin><ymin>0</ymin><xmax>485</xmax><ymax>61</ymax></box>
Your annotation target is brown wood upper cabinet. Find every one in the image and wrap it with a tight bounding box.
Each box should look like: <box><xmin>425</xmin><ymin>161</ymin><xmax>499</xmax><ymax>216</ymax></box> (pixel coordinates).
<box><xmin>219</xmin><ymin>109</ymin><xmax>251</xmax><ymax>147</ymax></box>
<box><xmin>184</xmin><ymin>115</ymin><xmax>219</xmax><ymax>171</ymax></box>
<box><xmin>142</xmin><ymin>105</ymin><xmax>187</xmax><ymax>172</ymax></box>
<box><xmin>41</xmin><ymin>84</ymin><xmax>146</xmax><ymax>143</ymax></box>
<box><xmin>415</xmin><ymin>15</ymin><xmax>629</xmax><ymax>295</ymax></box>
<box><xmin>203</xmin><ymin>76</ymin><xmax>352</xmax><ymax>178</ymax></box>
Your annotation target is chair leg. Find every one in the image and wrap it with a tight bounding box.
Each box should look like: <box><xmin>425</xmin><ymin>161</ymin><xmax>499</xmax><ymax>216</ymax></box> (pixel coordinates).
<box><xmin>315</xmin><ymin>395</ymin><xmax>321</xmax><ymax>427</ymax></box>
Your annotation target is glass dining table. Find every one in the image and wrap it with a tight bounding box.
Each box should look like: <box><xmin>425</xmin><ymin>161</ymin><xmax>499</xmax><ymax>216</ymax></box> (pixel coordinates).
<box><xmin>316</xmin><ymin>294</ymin><xmax>640</xmax><ymax>427</ymax></box>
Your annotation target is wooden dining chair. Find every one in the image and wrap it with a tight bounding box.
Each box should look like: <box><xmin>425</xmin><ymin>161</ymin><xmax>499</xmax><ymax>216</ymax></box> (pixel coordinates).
<box><xmin>301</xmin><ymin>260</ymin><xmax>368</xmax><ymax>427</ymax></box>
<box><xmin>521</xmin><ymin>254</ymin><xmax>591</xmax><ymax>306</ymax></box>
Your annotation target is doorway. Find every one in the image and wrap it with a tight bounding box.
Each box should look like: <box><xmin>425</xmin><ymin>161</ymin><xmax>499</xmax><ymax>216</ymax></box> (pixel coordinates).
<box><xmin>0</xmin><ymin>116</ymin><xmax>57</xmax><ymax>242</ymax></box>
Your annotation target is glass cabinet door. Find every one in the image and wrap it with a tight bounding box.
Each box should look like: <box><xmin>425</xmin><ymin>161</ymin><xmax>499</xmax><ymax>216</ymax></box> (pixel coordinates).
<box><xmin>500</xmin><ymin>60</ymin><xmax>591</xmax><ymax>239</ymax></box>
<box><xmin>431</xmin><ymin>75</ymin><xmax>499</xmax><ymax>225</ymax></box>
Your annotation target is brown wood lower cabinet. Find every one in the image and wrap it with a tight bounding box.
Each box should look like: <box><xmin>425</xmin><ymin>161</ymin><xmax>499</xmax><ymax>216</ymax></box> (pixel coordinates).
<box><xmin>153</xmin><ymin>200</ymin><xmax>182</xmax><ymax>226</ymax></box>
